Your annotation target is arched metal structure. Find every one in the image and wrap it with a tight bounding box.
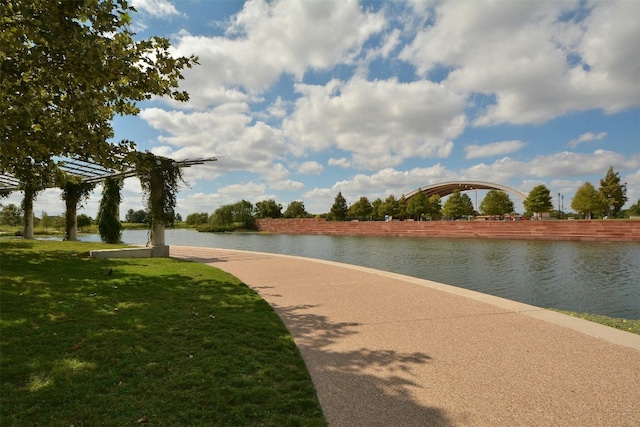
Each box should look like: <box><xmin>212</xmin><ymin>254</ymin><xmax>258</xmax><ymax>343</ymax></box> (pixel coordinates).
<box><xmin>405</xmin><ymin>181</ymin><xmax>527</xmax><ymax>201</ymax></box>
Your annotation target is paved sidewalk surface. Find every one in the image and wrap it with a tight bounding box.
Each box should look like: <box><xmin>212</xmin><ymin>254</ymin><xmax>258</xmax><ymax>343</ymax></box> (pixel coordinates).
<box><xmin>171</xmin><ymin>246</ymin><xmax>640</xmax><ymax>427</ymax></box>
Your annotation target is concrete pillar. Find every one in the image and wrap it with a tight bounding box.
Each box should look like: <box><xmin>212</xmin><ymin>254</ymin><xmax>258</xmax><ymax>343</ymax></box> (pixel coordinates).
<box><xmin>149</xmin><ymin>167</ymin><xmax>169</xmax><ymax>257</ymax></box>
<box><xmin>65</xmin><ymin>197</ymin><xmax>78</xmax><ymax>241</ymax></box>
<box><xmin>23</xmin><ymin>208</ymin><xmax>34</xmax><ymax>239</ymax></box>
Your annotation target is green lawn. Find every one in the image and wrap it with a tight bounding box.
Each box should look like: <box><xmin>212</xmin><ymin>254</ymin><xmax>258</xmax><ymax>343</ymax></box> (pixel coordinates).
<box><xmin>1</xmin><ymin>240</ymin><xmax>325</xmax><ymax>426</ymax></box>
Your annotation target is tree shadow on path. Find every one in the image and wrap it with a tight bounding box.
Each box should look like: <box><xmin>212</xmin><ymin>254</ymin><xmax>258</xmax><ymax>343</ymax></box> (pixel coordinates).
<box><xmin>271</xmin><ymin>303</ymin><xmax>456</xmax><ymax>427</ymax></box>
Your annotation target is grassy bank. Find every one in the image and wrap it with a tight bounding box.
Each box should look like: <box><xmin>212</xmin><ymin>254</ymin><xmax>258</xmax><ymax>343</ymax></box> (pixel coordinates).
<box><xmin>552</xmin><ymin>309</ymin><xmax>640</xmax><ymax>335</ymax></box>
<box><xmin>0</xmin><ymin>240</ymin><xmax>325</xmax><ymax>426</ymax></box>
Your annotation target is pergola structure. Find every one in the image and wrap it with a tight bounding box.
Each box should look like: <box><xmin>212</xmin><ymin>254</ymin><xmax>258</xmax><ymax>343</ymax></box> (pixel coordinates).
<box><xmin>1</xmin><ymin>154</ymin><xmax>217</xmax><ymax>256</ymax></box>
<box><xmin>0</xmin><ymin>156</ymin><xmax>216</xmax><ymax>192</ymax></box>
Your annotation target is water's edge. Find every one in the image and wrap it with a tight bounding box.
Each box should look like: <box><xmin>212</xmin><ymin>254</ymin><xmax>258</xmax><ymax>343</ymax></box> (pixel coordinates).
<box><xmin>76</xmin><ymin>229</ymin><xmax>640</xmax><ymax>319</ymax></box>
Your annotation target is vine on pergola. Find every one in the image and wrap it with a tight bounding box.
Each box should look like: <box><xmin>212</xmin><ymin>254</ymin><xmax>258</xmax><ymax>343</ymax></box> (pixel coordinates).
<box><xmin>97</xmin><ymin>177</ymin><xmax>124</xmax><ymax>244</ymax></box>
<box><xmin>135</xmin><ymin>152</ymin><xmax>184</xmax><ymax>232</ymax></box>
<box><xmin>59</xmin><ymin>175</ymin><xmax>96</xmax><ymax>240</ymax></box>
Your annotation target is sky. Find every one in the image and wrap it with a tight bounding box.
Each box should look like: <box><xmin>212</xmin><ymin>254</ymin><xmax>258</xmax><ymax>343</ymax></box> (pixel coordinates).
<box><xmin>6</xmin><ymin>0</ymin><xmax>640</xmax><ymax>218</ymax></box>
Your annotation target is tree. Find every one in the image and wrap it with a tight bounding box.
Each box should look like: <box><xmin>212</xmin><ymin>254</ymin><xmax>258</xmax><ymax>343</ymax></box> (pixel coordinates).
<box><xmin>0</xmin><ymin>204</ymin><xmax>22</xmax><ymax>226</ymax></box>
<box><xmin>211</xmin><ymin>205</ymin><xmax>234</xmax><ymax>228</ymax></box>
<box><xmin>397</xmin><ymin>195</ymin><xmax>408</xmax><ymax>220</ymax></box>
<box><xmin>254</xmin><ymin>199</ymin><xmax>282</xmax><ymax>219</ymax></box>
<box><xmin>209</xmin><ymin>201</ymin><xmax>255</xmax><ymax>229</ymax></box>
<box><xmin>185</xmin><ymin>212</ymin><xmax>209</xmax><ymax>226</ymax></box>
<box><xmin>571</xmin><ymin>182</ymin><xmax>606</xmax><ymax>219</ymax></box>
<box><xmin>284</xmin><ymin>201</ymin><xmax>309</xmax><ymax>218</ymax></box>
<box><xmin>371</xmin><ymin>198</ymin><xmax>383</xmax><ymax>221</ymax></box>
<box><xmin>60</xmin><ymin>179</ymin><xmax>95</xmax><ymax>240</ymax></box>
<box><xmin>598</xmin><ymin>166</ymin><xmax>628</xmax><ymax>218</ymax></box>
<box><xmin>125</xmin><ymin>209</ymin><xmax>148</xmax><ymax>223</ymax></box>
<box><xmin>442</xmin><ymin>190</ymin><xmax>474</xmax><ymax>220</ymax></box>
<box><xmin>378</xmin><ymin>195</ymin><xmax>399</xmax><ymax>219</ymax></box>
<box><xmin>524</xmin><ymin>185</ymin><xmax>553</xmax><ymax>216</ymax></box>
<box><xmin>1</xmin><ymin>0</ymin><xmax>198</xmax><ymax>187</ymax></box>
<box><xmin>626</xmin><ymin>199</ymin><xmax>640</xmax><ymax>217</ymax></box>
<box><xmin>77</xmin><ymin>214</ymin><xmax>92</xmax><ymax>230</ymax></box>
<box><xmin>427</xmin><ymin>195</ymin><xmax>442</xmax><ymax>220</ymax></box>
<box><xmin>135</xmin><ymin>153</ymin><xmax>183</xmax><ymax>231</ymax></box>
<box><xmin>40</xmin><ymin>211</ymin><xmax>51</xmax><ymax>231</ymax></box>
<box><xmin>53</xmin><ymin>213</ymin><xmax>66</xmax><ymax>230</ymax></box>
<box><xmin>329</xmin><ymin>192</ymin><xmax>348</xmax><ymax>221</ymax></box>
<box><xmin>407</xmin><ymin>189</ymin><xmax>429</xmax><ymax>220</ymax></box>
<box><xmin>233</xmin><ymin>200</ymin><xmax>255</xmax><ymax>229</ymax></box>
<box><xmin>348</xmin><ymin>196</ymin><xmax>373</xmax><ymax>220</ymax></box>
<box><xmin>97</xmin><ymin>177</ymin><xmax>123</xmax><ymax>243</ymax></box>
<box><xmin>479</xmin><ymin>190</ymin><xmax>514</xmax><ymax>218</ymax></box>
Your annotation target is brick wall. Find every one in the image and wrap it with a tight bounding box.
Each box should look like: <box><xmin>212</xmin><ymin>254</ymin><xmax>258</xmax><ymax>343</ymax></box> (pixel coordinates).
<box><xmin>255</xmin><ymin>218</ymin><xmax>640</xmax><ymax>242</ymax></box>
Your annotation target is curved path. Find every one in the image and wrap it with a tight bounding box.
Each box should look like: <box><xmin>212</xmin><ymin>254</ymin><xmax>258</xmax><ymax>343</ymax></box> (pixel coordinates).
<box><xmin>171</xmin><ymin>246</ymin><xmax>640</xmax><ymax>427</ymax></box>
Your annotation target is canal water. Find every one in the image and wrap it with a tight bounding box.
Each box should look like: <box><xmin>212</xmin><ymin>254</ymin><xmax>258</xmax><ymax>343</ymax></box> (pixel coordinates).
<box><xmin>82</xmin><ymin>229</ymin><xmax>640</xmax><ymax>319</ymax></box>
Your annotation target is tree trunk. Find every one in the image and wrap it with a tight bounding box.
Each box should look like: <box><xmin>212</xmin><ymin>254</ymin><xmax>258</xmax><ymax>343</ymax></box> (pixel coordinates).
<box><xmin>22</xmin><ymin>186</ymin><xmax>36</xmax><ymax>240</ymax></box>
<box><xmin>63</xmin><ymin>184</ymin><xmax>81</xmax><ymax>241</ymax></box>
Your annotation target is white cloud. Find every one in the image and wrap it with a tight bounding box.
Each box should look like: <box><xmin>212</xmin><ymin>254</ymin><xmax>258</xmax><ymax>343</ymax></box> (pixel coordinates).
<box><xmin>131</xmin><ymin>0</ymin><xmax>181</xmax><ymax>18</ymax></box>
<box><xmin>263</xmin><ymin>163</ymin><xmax>305</xmax><ymax>190</ymax></box>
<box><xmin>465</xmin><ymin>140</ymin><xmax>526</xmax><ymax>159</ymax></box>
<box><xmin>328</xmin><ymin>158</ymin><xmax>352</xmax><ymax>168</ymax></box>
<box><xmin>567</xmin><ymin>132</ymin><xmax>607</xmax><ymax>148</ymax></box>
<box><xmin>139</xmin><ymin>106</ymin><xmax>288</xmax><ymax>179</ymax></box>
<box><xmin>400</xmin><ymin>1</ymin><xmax>640</xmax><ymax>125</ymax></box>
<box><xmin>622</xmin><ymin>169</ymin><xmax>640</xmax><ymax>207</ymax></box>
<box><xmin>463</xmin><ymin>157</ymin><xmax>527</xmax><ymax>184</ymax></box>
<box><xmin>170</xmin><ymin>0</ymin><xmax>385</xmax><ymax>108</ymax></box>
<box><xmin>528</xmin><ymin>150</ymin><xmax>639</xmax><ymax>178</ymax></box>
<box><xmin>283</xmin><ymin>77</ymin><xmax>464</xmax><ymax>169</ymax></box>
<box><xmin>298</xmin><ymin>161</ymin><xmax>323</xmax><ymax>175</ymax></box>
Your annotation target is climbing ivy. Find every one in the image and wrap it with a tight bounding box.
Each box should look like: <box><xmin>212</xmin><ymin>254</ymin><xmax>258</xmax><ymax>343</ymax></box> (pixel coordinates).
<box><xmin>60</xmin><ymin>175</ymin><xmax>96</xmax><ymax>240</ymax></box>
<box><xmin>97</xmin><ymin>177</ymin><xmax>123</xmax><ymax>244</ymax></box>
<box><xmin>135</xmin><ymin>152</ymin><xmax>183</xmax><ymax>230</ymax></box>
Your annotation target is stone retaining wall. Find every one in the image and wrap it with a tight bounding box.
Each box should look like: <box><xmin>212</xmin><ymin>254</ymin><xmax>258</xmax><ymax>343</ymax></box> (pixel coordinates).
<box><xmin>255</xmin><ymin>218</ymin><xmax>640</xmax><ymax>242</ymax></box>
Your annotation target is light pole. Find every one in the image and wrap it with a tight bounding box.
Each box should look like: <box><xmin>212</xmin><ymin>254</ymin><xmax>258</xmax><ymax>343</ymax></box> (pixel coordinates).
<box><xmin>558</xmin><ymin>192</ymin><xmax>561</xmax><ymax>220</ymax></box>
<box><xmin>561</xmin><ymin>195</ymin><xmax>564</xmax><ymax>219</ymax></box>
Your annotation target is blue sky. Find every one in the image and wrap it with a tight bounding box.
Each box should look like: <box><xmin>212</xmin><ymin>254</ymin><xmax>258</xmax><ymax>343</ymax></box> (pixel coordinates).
<box><xmin>10</xmin><ymin>0</ymin><xmax>640</xmax><ymax>217</ymax></box>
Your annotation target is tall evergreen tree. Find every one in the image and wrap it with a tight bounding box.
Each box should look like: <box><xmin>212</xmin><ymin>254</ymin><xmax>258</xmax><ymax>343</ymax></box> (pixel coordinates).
<box><xmin>329</xmin><ymin>192</ymin><xmax>348</xmax><ymax>221</ymax></box>
<box><xmin>598</xmin><ymin>166</ymin><xmax>627</xmax><ymax>218</ymax></box>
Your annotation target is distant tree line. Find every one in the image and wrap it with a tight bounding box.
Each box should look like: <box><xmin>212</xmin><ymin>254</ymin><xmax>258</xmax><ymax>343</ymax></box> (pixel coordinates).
<box><xmin>0</xmin><ymin>204</ymin><xmax>93</xmax><ymax>234</ymax></box>
<box><xmin>179</xmin><ymin>166</ymin><xmax>633</xmax><ymax>232</ymax></box>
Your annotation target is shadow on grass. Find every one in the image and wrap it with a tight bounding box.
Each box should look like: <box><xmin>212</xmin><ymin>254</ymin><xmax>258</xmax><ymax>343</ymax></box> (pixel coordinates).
<box><xmin>1</xmin><ymin>240</ymin><xmax>325</xmax><ymax>426</ymax></box>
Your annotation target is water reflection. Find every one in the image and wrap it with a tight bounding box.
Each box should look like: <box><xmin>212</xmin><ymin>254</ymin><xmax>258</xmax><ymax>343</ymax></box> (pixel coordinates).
<box><xmin>78</xmin><ymin>229</ymin><xmax>640</xmax><ymax>319</ymax></box>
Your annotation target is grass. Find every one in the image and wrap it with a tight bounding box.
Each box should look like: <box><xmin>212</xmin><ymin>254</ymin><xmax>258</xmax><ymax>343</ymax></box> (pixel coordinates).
<box><xmin>551</xmin><ymin>309</ymin><xmax>640</xmax><ymax>335</ymax></box>
<box><xmin>0</xmin><ymin>240</ymin><xmax>325</xmax><ymax>426</ymax></box>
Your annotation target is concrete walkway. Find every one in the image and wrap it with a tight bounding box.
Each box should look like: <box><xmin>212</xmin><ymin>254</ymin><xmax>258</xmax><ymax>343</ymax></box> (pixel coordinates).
<box><xmin>171</xmin><ymin>246</ymin><xmax>640</xmax><ymax>427</ymax></box>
